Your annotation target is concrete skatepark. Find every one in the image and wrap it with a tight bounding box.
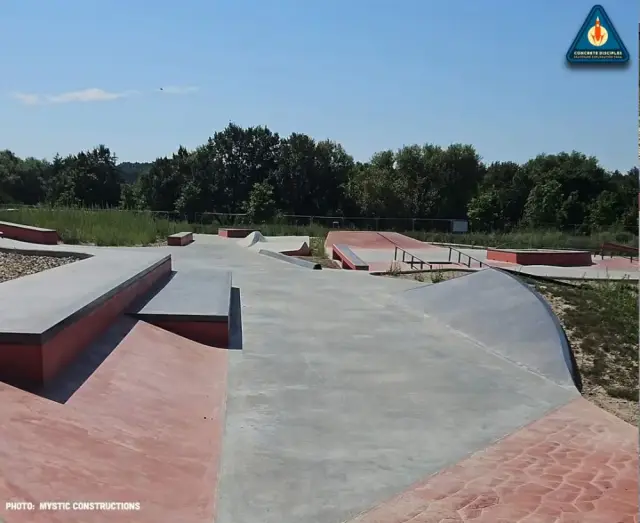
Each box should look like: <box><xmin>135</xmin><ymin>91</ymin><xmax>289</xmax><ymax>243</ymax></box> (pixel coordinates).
<box><xmin>0</xmin><ymin>225</ymin><xmax>637</xmax><ymax>522</ymax></box>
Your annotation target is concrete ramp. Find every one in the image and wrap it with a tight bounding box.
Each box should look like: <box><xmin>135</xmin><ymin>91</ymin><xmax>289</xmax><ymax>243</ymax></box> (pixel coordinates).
<box><xmin>236</xmin><ymin>231</ymin><xmax>266</xmax><ymax>248</ymax></box>
<box><xmin>401</xmin><ymin>268</ymin><xmax>578</xmax><ymax>389</ymax></box>
<box><xmin>237</xmin><ymin>231</ymin><xmax>311</xmax><ymax>256</ymax></box>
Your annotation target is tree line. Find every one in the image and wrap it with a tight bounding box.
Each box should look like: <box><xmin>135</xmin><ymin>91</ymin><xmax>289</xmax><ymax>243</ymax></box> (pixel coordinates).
<box><xmin>0</xmin><ymin>122</ymin><xmax>637</xmax><ymax>233</ymax></box>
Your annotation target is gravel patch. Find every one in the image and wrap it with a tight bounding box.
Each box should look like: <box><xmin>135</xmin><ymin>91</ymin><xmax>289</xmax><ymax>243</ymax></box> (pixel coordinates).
<box><xmin>0</xmin><ymin>251</ymin><xmax>79</xmax><ymax>283</ymax></box>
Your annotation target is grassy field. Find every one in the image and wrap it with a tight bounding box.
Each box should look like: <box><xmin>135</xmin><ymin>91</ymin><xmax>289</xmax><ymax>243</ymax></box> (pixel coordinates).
<box><xmin>0</xmin><ymin>207</ymin><xmax>636</xmax><ymax>249</ymax></box>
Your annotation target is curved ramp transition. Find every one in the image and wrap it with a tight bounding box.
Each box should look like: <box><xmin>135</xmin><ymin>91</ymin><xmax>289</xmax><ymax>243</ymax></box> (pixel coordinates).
<box><xmin>236</xmin><ymin>231</ymin><xmax>311</xmax><ymax>256</ymax></box>
<box><xmin>236</xmin><ymin>231</ymin><xmax>266</xmax><ymax>248</ymax></box>
<box><xmin>401</xmin><ymin>268</ymin><xmax>578</xmax><ymax>389</ymax></box>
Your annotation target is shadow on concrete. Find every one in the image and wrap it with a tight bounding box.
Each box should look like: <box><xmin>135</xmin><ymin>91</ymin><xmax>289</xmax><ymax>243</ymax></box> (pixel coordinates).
<box><xmin>34</xmin><ymin>316</ymin><xmax>138</xmax><ymax>404</ymax></box>
<box><xmin>228</xmin><ymin>287</ymin><xmax>243</xmax><ymax>351</ymax></box>
<box><xmin>127</xmin><ymin>270</ymin><xmax>176</xmax><ymax>314</ymax></box>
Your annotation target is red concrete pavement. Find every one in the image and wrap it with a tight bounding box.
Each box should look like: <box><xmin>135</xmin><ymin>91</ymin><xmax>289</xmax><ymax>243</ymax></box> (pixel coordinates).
<box><xmin>325</xmin><ymin>231</ymin><xmax>432</xmax><ymax>250</ymax></box>
<box><xmin>348</xmin><ymin>397</ymin><xmax>638</xmax><ymax>523</ymax></box>
<box><xmin>0</xmin><ymin>321</ymin><xmax>228</xmax><ymax>523</ymax></box>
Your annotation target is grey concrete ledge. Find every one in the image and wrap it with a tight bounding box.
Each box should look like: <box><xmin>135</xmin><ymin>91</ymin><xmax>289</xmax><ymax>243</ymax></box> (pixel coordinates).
<box><xmin>0</xmin><ymin>251</ymin><xmax>171</xmax><ymax>344</ymax></box>
<box><xmin>258</xmin><ymin>249</ymin><xmax>321</xmax><ymax>270</ymax></box>
<box><xmin>132</xmin><ymin>269</ymin><xmax>232</xmax><ymax>321</ymax></box>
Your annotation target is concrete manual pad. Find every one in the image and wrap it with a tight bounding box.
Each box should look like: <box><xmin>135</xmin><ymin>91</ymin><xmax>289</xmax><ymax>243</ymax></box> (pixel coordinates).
<box><xmin>132</xmin><ymin>268</ymin><xmax>232</xmax><ymax>321</ymax></box>
<box><xmin>0</xmin><ymin>249</ymin><xmax>170</xmax><ymax>340</ymax></box>
<box><xmin>401</xmin><ymin>268</ymin><xmax>579</xmax><ymax>389</ymax></box>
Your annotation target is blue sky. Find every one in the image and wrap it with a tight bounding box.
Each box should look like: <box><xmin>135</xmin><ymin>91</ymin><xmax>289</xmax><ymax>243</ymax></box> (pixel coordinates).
<box><xmin>0</xmin><ymin>0</ymin><xmax>637</xmax><ymax>171</ymax></box>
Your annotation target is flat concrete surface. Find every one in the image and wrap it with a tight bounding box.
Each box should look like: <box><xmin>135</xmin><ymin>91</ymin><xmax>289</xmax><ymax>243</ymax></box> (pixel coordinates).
<box><xmin>158</xmin><ymin>235</ymin><xmax>577</xmax><ymax>523</ymax></box>
<box><xmin>133</xmin><ymin>268</ymin><xmax>232</xmax><ymax>321</ymax></box>
<box><xmin>0</xmin><ymin>247</ymin><xmax>170</xmax><ymax>337</ymax></box>
<box><xmin>401</xmin><ymin>269</ymin><xmax>579</xmax><ymax>389</ymax></box>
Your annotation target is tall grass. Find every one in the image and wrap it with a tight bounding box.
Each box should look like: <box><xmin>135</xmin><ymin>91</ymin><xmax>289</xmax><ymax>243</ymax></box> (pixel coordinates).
<box><xmin>0</xmin><ymin>208</ymin><xmax>330</xmax><ymax>246</ymax></box>
<box><xmin>0</xmin><ymin>208</ymin><xmax>190</xmax><ymax>246</ymax></box>
<box><xmin>0</xmin><ymin>207</ymin><xmax>635</xmax><ymax>250</ymax></box>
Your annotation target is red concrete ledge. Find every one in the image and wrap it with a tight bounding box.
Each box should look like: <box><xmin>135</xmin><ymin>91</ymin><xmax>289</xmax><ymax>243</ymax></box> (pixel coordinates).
<box><xmin>0</xmin><ymin>256</ymin><xmax>172</xmax><ymax>386</ymax></box>
<box><xmin>487</xmin><ymin>248</ymin><xmax>593</xmax><ymax>267</ymax></box>
<box><xmin>332</xmin><ymin>244</ymin><xmax>369</xmax><ymax>270</ymax></box>
<box><xmin>0</xmin><ymin>220</ymin><xmax>59</xmax><ymax>245</ymax></box>
<box><xmin>219</xmin><ymin>228</ymin><xmax>254</xmax><ymax>238</ymax></box>
<box><xmin>168</xmin><ymin>231</ymin><xmax>194</xmax><ymax>246</ymax></box>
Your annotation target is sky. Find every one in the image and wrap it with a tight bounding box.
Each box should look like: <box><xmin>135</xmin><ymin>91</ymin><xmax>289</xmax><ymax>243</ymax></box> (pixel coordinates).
<box><xmin>0</xmin><ymin>0</ymin><xmax>637</xmax><ymax>171</ymax></box>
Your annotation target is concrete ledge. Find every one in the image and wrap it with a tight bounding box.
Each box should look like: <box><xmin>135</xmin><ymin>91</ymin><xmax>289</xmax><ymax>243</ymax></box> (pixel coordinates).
<box><xmin>332</xmin><ymin>244</ymin><xmax>369</xmax><ymax>270</ymax></box>
<box><xmin>0</xmin><ymin>251</ymin><xmax>172</xmax><ymax>385</ymax></box>
<box><xmin>487</xmin><ymin>248</ymin><xmax>592</xmax><ymax>267</ymax></box>
<box><xmin>259</xmin><ymin>249</ymin><xmax>321</xmax><ymax>269</ymax></box>
<box><xmin>219</xmin><ymin>228</ymin><xmax>254</xmax><ymax>239</ymax></box>
<box><xmin>168</xmin><ymin>231</ymin><xmax>194</xmax><ymax>246</ymax></box>
<box><xmin>131</xmin><ymin>269</ymin><xmax>232</xmax><ymax>347</ymax></box>
<box><xmin>0</xmin><ymin>221</ymin><xmax>59</xmax><ymax>245</ymax></box>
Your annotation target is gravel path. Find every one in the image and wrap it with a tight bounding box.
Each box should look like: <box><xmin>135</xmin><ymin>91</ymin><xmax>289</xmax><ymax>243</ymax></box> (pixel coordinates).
<box><xmin>0</xmin><ymin>251</ymin><xmax>79</xmax><ymax>283</ymax></box>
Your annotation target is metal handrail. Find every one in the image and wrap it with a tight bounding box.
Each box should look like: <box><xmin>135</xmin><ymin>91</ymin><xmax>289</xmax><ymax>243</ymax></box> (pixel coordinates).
<box><xmin>393</xmin><ymin>245</ymin><xmax>432</xmax><ymax>270</ymax></box>
<box><xmin>446</xmin><ymin>245</ymin><xmax>485</xmax><ymax>268</ymax></box>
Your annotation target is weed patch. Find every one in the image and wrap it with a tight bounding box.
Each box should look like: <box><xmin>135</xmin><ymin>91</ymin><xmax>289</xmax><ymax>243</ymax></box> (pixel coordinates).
<box><xmin>534</xmin><ymin>278</ymin><xmax>638</xmax><ymax>423</ymax></box>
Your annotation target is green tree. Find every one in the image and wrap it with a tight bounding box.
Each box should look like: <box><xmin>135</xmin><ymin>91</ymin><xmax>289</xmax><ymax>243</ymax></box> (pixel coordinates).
<box><xmin>244</xmin><ymin>181</ymin><xmax>276</xmax><ymax>223</ymax></box>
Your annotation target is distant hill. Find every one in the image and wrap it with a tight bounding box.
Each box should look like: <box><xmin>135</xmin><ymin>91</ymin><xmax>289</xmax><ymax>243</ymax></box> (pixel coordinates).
<box><xmin>118</xmin><ymin>162</ymin><xmax>152</xmax><ymax>184</ymax></box>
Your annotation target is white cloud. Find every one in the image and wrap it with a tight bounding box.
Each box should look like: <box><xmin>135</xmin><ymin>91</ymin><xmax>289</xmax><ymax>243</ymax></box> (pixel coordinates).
<box><xmin>11</xmin><ymin>88</ymin><xmax>138</xmax><ymax>105</ymax></box>
<box><xmin>159</xmin><ymin>85</ymin><xmax>199</xmax><ymax>95</ymax></box>
<box><xmin>11</xmin><ymin>92</ymin><xmax>41</xmax><ymax>105</ymax></box>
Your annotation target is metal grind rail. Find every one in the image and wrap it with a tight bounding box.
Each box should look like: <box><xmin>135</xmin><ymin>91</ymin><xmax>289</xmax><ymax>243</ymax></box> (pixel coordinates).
<box><xmin>446</xmin><ymin>245</ymin><xmax>486</xmax><ymax>268</ymax></box>
<box><xmin>393</xmin><ymin>245</ymin><xmax>433</xmax><ymax>270</ymax></box>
